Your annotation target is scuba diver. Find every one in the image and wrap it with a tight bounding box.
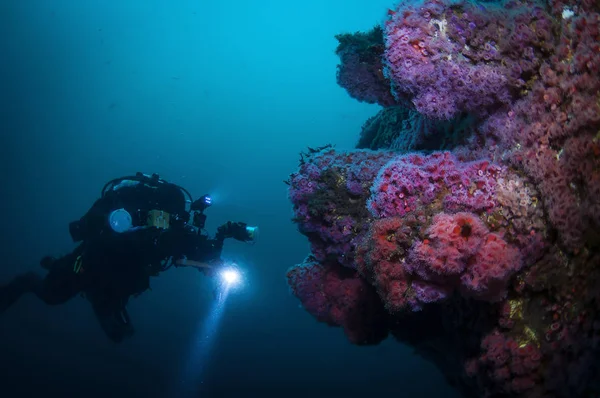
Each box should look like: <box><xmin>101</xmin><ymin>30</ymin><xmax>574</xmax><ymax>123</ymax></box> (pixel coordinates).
<box><xmin>0</xmin><ymin>172</ymin><xmax>258</xmax><ymax>343</ymax></box>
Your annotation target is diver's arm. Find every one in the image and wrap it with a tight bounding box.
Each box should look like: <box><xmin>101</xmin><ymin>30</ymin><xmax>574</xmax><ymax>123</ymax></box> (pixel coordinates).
<box><xmin>215</xmin><ymin>221</ymin><xmax>257</xmax><ymax>243</ymax></box>
<box><xmin>175</xmin><ymin>258</ymin><xmax>214</xmax><ymax>269</ymax></box>
<box><xmin>177</xmin><ymin>221</ymin><xmax>255</xmax><ymax>261</ymax></box>
<box><xmin>172</xmin><ymin>235</ymin><xmax>223</xmax><ymax>277</ymax></box>
<box><xmin>172</xmin><ymin>221</ymin><xmax>256</xmax><ymax>272</ymax></box>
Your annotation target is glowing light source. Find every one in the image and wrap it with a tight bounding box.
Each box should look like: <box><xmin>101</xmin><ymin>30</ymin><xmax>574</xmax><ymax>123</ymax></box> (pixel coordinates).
<box><xmin>221</xmin><ymin>268</ymin><xmax>241</xmax><ymax>286</ymax></box>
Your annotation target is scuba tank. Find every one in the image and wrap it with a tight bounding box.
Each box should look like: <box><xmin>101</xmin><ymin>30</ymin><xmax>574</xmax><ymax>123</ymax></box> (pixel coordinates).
<box><xmin>69</xmin><ymin>172</ymin><xmax>193</xmax><ymax>242</ymax></box>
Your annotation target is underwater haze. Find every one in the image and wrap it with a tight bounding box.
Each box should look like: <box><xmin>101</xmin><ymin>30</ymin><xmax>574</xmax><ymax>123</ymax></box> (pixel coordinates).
<box><xmin>0</xmin><ymin>1</ymin><xmax>457</xmax><ymax>397</ymax></box>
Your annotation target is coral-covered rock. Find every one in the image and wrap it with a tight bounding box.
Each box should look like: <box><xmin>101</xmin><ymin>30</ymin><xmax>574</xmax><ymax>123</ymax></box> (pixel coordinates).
<box><xmin>468</xmin><ymin>329</ymin><xmax>543</xmax><ymax>395</ymax></box>
<box><xmin>288</xmin><ymin>147</ymin><xmax>396</xmax><ymax>268</ymax></box>
<box><xmin>335</xmin><ymin>26</ymin><xmax>398</xmax><ymax>107</ymax></box>
<box><xmin>290</xmin><ymin>149</ymin><xmax>546</xmax><ymax>312</ymax></box>
<box><xmin>409</xmin><ymin>212</ymin><xmax>522</xmax><ymax>302</ymax></box>
<box><xmin>286</xmin><ymin>0</ymin><xmax>600</xmax><ymax>396</ymax></box>
<box><xmin>286</xmin><ymin>256</ymin><xmax>389</xmax><ymax>345</ymax></box>
<box><xmin>464</xmin><ymin>9</ymin><xmax>600</xmax><ymax>252</ymax></box>
<box><xmin>355</xmin><ymin>216</ymin><xmax>424</xmax><ymax>312</ymax></box>
<box><xmin>383</xmin><ymin>0</ymin><xmax>555</xmax><ymax>119</ymax></box>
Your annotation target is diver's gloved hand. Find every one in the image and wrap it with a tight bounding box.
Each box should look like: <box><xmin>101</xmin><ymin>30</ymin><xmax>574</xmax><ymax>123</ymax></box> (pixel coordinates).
<box><xmin>175</xmin><ymin>257</ymin><xmax>222</xmax><ymax>277</ymax></box>
<box><xmin>198</xmin><ymin>262</ymin><xmax>220</xmax><ymax>277</ymax></box>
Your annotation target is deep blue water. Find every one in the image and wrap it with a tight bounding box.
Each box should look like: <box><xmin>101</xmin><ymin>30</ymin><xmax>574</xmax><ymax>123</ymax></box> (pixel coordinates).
<box><xmin>0</xmin><ymin>1</ymin><xmax>458</xmax><ymax>397</ymax></box>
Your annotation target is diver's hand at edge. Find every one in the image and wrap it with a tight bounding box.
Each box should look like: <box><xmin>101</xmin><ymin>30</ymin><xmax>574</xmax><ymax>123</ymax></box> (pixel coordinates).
<box><xmin>174</xmin><ymin>258</ymin><xmax>223</xmax><ymax>277</ymax></box>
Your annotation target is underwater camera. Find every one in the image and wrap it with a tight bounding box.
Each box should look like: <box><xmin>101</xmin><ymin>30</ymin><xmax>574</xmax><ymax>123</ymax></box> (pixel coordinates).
<box><xmin>244</xmin><ymin>225</ymin><xmax>259</xmax><ymax>243</ymax></box>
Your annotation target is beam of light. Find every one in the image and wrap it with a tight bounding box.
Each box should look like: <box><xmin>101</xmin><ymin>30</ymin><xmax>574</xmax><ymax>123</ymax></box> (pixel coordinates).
<box><xmin>175</xmin><ymin>286</ymin><xmax>230</xmax><ymax>397</ymax></box>
<box><xmin>172</xmin><ymin>264</ymin><xmax>244</xmax><ymax>397</ymax></box>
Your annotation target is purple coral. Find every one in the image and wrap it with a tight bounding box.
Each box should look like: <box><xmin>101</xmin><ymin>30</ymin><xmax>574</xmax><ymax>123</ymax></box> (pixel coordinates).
<box><xmin>383</xmin><ymin>0</ymin><xmax>553</xmax><ymax>119</ymax></box>
<box><xmin>368</xmin><ymin>152</ymin><xmax>503</xmax><ymax>218</ymax></box>
<box><xmin>473</xmin><ymin>11</ymin><xmax>600</xmax><ymax>251</ymax></box>
<box><xmin>335</xmin><ymin>27</ymin><xmax>398</xmax><ymax>107</ymax></box>
<box><xmin>288</xmin><ymin>149</ymin><xmax>396</xmax><ymax>268</ymax></box>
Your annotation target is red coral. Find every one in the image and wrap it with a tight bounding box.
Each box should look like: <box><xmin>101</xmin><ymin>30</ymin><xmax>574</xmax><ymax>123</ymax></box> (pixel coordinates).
<box><xmin>460</xmin><ymin>233</ymin><xmax>522</xmax><ymax>302</ymax></box>
<box><xmin>287</xmin><ymin>258</ymin><xmax>389</xmax><ymax>345</ymax></box>
<box><xmin>355</xmin><ymin>217</ymin><xmax>420</xmax><ymax>312</ymax></box>
<box><xmin>470</xmin><ymin>330</ymin><xmax>542</xmax><ymax>395</ymax></box>
<box><xmin>407</xmin><ymin>212</ymin><xmax>522</xmax><ymax>303</ymax></box>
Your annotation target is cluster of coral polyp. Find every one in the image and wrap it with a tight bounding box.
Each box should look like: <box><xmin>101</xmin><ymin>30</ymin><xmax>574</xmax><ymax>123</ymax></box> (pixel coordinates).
<box><xmin>287</xmin><ymin>0</ymin><xmax>600</xmax><ymax>396</ymax></box>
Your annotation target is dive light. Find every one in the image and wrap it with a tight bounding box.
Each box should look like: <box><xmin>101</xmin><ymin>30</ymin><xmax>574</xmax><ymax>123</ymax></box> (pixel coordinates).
<box><xmin>220</xmin><ymin>268</ymin><xmax>241</xmax><ymax>286</ymax></box>
<box><xmin>191</xmin><ymin>194</ymin><xmax>212</xmax><ymax>212</ymax></box>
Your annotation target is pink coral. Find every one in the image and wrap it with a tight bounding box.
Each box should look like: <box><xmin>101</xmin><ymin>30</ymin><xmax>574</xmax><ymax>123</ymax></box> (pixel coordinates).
<box><xmin>407</xmin><ymin>212</ymin><xmax>522</xmax><ymax>302</ymax></box>
<box><xmin>460</xmin><ymin>234</ymin><xmax>522</xmax><ymax>301</ymax></box>
<box><xmin>408</xmin><ymin>212</ymin><xmax>489</xmax><ymax>280</ymax></box>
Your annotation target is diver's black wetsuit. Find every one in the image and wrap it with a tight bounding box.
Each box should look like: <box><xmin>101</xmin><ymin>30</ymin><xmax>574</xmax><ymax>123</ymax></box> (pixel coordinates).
<box><xmin>0</xmin><ymin>173</ymin><xmax>254</xmax><ymax>343</ymax></box>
